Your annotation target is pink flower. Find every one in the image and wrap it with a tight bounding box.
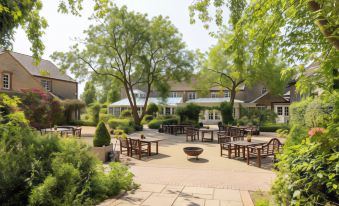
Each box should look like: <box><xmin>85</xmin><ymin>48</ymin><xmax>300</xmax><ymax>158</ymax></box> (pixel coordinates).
<box><xmin>308</xmin><ymin>128</ymin><xmax>325</xmax><ymax>137</ymax></box>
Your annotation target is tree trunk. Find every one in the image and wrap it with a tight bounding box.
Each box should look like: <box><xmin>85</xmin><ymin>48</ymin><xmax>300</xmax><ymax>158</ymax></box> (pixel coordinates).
<box><xmin>230</xmin><ymin>85</ymin><xmax>237</xmax><ymax>108</ymax></box>
<box><xmin>308</xmin><ymin>1</ymin><xmax>339</xmax><ymax>50</ymax></box>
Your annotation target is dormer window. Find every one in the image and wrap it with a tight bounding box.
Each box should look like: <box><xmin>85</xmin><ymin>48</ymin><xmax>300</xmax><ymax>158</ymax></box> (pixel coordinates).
<box><xmin>188</xmin><ymin>92</ymin><xmax>196</xmax><ymax>100</ymax></box>
<box><xmin>41</xmin><ymin>79</ymin><xmax>51</xmax><ymax>91</ymax></box>
<box><xmin>170</xmin><ymin>92</ymin><xmax>177</xmax><ymax>98</ymax></box>
<box><xmin>261</xmin><ymin>87</ymin><xmax>267</xmax><ymax>94</ymax></box>
<box><xmin>2</xmin><ymin>73</ymin><xmax>11</xmax><ymax>90</ymax></box>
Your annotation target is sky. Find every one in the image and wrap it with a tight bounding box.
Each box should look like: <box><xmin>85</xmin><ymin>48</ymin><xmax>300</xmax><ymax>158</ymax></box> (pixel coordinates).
<box><xmin>13</xmin><ymin>0</ymin><xmax>224</xmax><ymax>95</ymax></box>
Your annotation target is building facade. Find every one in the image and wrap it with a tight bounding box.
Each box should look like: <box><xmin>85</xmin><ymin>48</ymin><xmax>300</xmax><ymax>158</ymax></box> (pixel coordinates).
<box><xmin>0</xmin><ymin>51</ymin><xmax>78</xmax><ymax>100</ymax></box>
<box><xmin>108</xmin><ymin>77</ymin><xmax>291</xmax><ymax>124</ymax></box>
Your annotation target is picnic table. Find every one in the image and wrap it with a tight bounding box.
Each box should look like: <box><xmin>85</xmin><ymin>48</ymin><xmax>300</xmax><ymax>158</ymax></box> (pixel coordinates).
<box><xmin>41</xmin><ymin>128</ymin><xmax>72</xmax><ymax>136</ymax></box>
<box><xmin>231</xmin><ymin>140</ymin><xmax>267</xmax><ymax>159</ymax></box>
<box><xmin>128</xmin><ymin>136</ymin><xmax>164</xmax><ymax>155</ymax></box>
<box><xmin>199</xmin><ymin>128</ymin><xmax>219</xmax><ymax>142</ymax></box>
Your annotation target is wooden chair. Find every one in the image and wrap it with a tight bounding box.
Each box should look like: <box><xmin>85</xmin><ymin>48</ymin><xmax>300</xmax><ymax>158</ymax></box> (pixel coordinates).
<box><xmin>217</xmin><ymin>131</ymin><xmax>232</xmax><ymax>143</ymax></box>
<box><xmin>186</xmin><ymin>127</ymin><xmax>199</xmax><ymax>141</ymax></box>
<box><xmin>119</xmin><ymin>138</ymin><xmax>130</xmax><ymax>156</ymax></box>
<box><xmin>246</xmin><ymin>138</ymin><xmax>283</xmax><ymax>167</ymax></box>
<box><xmin>74</xmin><ymin>127</ymin><xmax>82</xmax><ymax>137</ymax></box>
<box><xmin>220</xmin><ymin>142</ymin><xmax>238</xmax><ymax>158</ymax></box>
<box><xmin>129</xmin><ymin>139</ymin><xmax>150</xmax><ymax>160</ymax></box>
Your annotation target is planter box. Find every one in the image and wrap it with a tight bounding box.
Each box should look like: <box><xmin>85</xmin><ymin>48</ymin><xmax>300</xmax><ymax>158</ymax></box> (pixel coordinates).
<box><xmin>90</xmin><ymin>144</ymin><xmax>113</xmax><ymax>162</ymax></box>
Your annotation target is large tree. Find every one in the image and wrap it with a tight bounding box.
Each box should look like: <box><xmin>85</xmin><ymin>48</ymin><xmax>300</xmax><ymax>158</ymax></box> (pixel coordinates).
<box><xmin>81</xmin><ymin>81</ymin><xmax>97</xmax><ymax>105</ymax></box>
<box><xmin>51</xmin><ymin>5</ymin><xmax>194</xmax><ymax>127</ymax></box>
<box><xmin>189</xmin><ymin>0</ymin><xmax>339</xmax><ymax>94</ymax></box>
<box><xmin>0</xmin><ymin>0</ymin><xmax>108</xmax><ymax>62</ymax></box>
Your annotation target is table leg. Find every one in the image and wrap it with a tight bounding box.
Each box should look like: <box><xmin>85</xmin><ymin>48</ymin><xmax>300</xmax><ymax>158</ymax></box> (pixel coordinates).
<box><xmin>148</xmin><ymin>142</ymin><xmax>151</xmax><ymax>156</ymax></box>
<box><xmin>242</xmin><ymin>146</ymin><xmax>246</xmax><ymax>160</ymax></box>
<box><xmin>202</xmin><ymin>132</ymin><xmax>204</xmax><ymax>142</ymax></box>
<box><xmin>156</xmin><ymin>142</ymin><xmax>158</xmax><ymax>154</ymax></box>
<box><xmin>211</xmin><ymin>131</ymin><xmax>213</xmax><ymax>141</ymax></box>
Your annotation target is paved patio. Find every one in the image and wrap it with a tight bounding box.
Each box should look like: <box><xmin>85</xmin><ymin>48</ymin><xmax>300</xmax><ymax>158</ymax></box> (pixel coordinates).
<box><xmin>80</xmin><ymin>126</ymin><xmax>281</xmax><ymax>206</ymax></box>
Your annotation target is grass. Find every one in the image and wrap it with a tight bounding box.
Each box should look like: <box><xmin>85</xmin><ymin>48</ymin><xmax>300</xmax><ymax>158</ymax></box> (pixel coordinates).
<box><xmin>250</xmin><ymin>191</ymin><xmax>277</xmax><ymax>206</ymax></box>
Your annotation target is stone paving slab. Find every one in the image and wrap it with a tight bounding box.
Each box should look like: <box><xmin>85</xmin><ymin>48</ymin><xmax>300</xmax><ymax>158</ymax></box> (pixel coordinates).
<box><xmin>98</xmin><ymin>184</ymin><xmax>256</xmax><ymax>206</ymax></box>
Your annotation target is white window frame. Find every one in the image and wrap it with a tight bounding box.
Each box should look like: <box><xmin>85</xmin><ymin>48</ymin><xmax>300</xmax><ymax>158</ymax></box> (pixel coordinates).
<box><xmin>210</xmin><ymin>92</ymin><xmax>217</xmax><ymax>98</ymax></box>
<box><xmin>208</xmin><ymin>111</ymin><xmax>214</xmax><ymax>120</ymax></box>
<box><xmin>224</xmin><ymin>90</ymin><xmax>230</xmax><ymax>98</ymax></box>
<box><xmin>261</xmin><ymin>87</ymin><xmax>267</xmax><ymax>94</ymax></box>
<box><xmin>2</xmin><ymin>73</ymin><xmax>10</xmax><ymax>90</ymax></box>
<box><xmin>277</xmin><ymin>107</ymin><xmax>283</xmax><ymax>115</ymax></box>
<box><xmin>284</xmin><ymin>106</ymin><xmax>289</xmax><ymax>116</ymax></box>
<box><xmin>165</xmin><ymin>107</ymin><xmax>171</xmax><ymax>115</ymax></box>
<box><xmin>214</xmin><ymin>110</ymin><xmax>221</xmax><ymax>120</ymax></box>
<box><xmin>41</xmin><ymin>79</ymin><xmax>51</xmax><ymax>91</ymax></box>
<box><xmin>170</xmin><ymin>92</ymin><xmax>177</xmax><ymax>98</ymax></box>
<box><xmin>188</xmin><ymin>92</ymin><xmax>196</xmax><ymax>100</ymax></box>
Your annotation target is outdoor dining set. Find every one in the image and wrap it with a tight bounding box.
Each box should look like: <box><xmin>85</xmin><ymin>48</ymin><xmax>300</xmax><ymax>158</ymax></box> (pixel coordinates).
<box><xmin>119</xmin><ymin>136</ymin><xmax>163</xmax><ymax>160</ymax></box>
<box><xmin>40</xmin><ymin>126</ymin><xmax>82</xmax><ymax>137</ymax></box>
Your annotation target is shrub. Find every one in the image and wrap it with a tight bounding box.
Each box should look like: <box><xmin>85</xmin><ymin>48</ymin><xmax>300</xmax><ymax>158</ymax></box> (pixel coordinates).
<box><xmin>146</xmin><ymin>103</ymin><xmax>158</xmax><ymax>116</ymax></box>
<box><xmin>148</xmin><ymin>118</ymin><xmax>178</xmax><ymax>129</ymax></box>
<box><xmin>0</xmin><ymin>101</ymin><xmax>134</xmax><ymax>206</ymax></box>
<box><xmin>260</xmin><ymin>123</ymin><xmax>289</xmax><ymax>132</ymax></box>
<box><xmin>100</xmin><ymin>113</ymin><xmax>114</xmax><ymax>123</ymax></box>
<box><xmin>90</xmin><ymin>102</ymin><xmax>101</xmax><ymax>124</ymax></box>
<box><xmin>240</xmin><ymin>106</ymin><xmax>277</xmax><ymax>126</ymax></box>
<box><xmin>100</xmin><ymin>107</ymin><xmax>107</xmax><ymax>114</ymax></box>
<box><xmin>142</xmin><ymin>114</ymin><xmax>154</xmax><ymax>124</ymax></box>
<box><xmin>61</xmin><ymin>99</ymin><xmax>86</xmax><ymax>123</ymax></box>
<box><xmin>107</xmin><ymin>118</ymin><xmax>135</xmax><ymax>134</ymax></box>
<box><xmin>219</xmin><ymin>101</ymin><xmax>234</xmax><ymax>124</ymax></box>
<box><xmin>289</xmin><ymin>98</ymin><xmax>311</xmax><ymax>127</ymax></box>
<box><xmin>176</xmin><ymin>103</ymin><xmax>202</xmax><ymax>124</ymax></box>
<box><xmin>93</xmin><ymin>121</ymin><xmax>111</xmax><ymax>147</ymax></box>
<box><xmin>69</xmin><ymin>120</ymin><xmax>97</xmax><ymax>126</ymax></box>
<box><xmin>304</xmin><ymin>97</ymin><xmax>334</xmax><ymax>128</ymax></box>
<box><xmin>120</xmin><ymin>110</ymin><xmax>132</xmax><ymax>118</ymax></box>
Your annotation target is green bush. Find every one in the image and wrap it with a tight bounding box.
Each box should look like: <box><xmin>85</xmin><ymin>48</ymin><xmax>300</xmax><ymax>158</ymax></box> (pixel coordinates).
<box><xmin>107</xmin><ymin>118</ymin><xmax>135</xmax><ymax>134</ymax></box>
<box><xmin>219</xmin><ymin>101</ymin><xmax>234</xmax><ymax>124</ymax></box>
<box><xmin>0</xmin><ymin>101</ymin><xmax>134</xmax><ymax>205</ymax></box>
<box><xmin>304</xmin><ymin>97</ymin><xmax>334</xmax><ymax>128</ymax></box>
<box><xmin>100</xmin><ymin>107</ymin><xmax>107</xmax><ymax>114</ymax></box>
<box><xmin>260</xmin><ymin>123</ymin><xmax>289</xmax><ymax>132</ymax></box>
<box><xmin>176</xmin><ymin>103</ymin><xmax>202</xmax><ymax>124</ymax></box>
<box><xmin>239</xmin><ymin>106</ymin><xmax>277</xmax><ymax>126</ymax></box>
<box><xmin>93</xmin><ymin>121</ymin><xmax>111</xmax><ymax>147</ymax></box>
<box><xmin>99</xmin><ymin>113</ymin><xmax>114</xmax><ymax>123</ymax></box>
<box><xmin>148</xmin><ymin>118</ymin><xmax>178</xmax><ymax>129</ymax></box>
<box><xmin>90</xmin><ymin>102</ymin><xmax>101</xmax><ymax>124</ymax></box>
<box><xmin>141</xmin><ymin>114</ymin><xmax>154</xmax><ymax>124</ymax></box>
<box><xmin>146</xmin><ymin>103</ymin><xmax>158</xmax><ymax>115</ymax></box>
<box><xmin>69</xmin><ymin>120</ymin><xmax>97</xmax><ymax>126</ymax></box>
<box><xmin>289</xmin><ymin>98</ymin><xmax>311</xmax><ymax>127</ymax></box>
<box><xmin>120</xmin><ymin>110</ymin><xmax>132</xmax><ymax>118</ymax></box>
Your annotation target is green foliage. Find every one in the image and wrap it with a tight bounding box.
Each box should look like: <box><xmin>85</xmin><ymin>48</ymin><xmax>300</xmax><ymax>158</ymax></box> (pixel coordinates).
<box><xmin>107</xmin><ymin>118</ymin><xmax>135</xmax><ymax>134</ymax></box>
<box><xmin>240</xmin><ymin>107</ymin><xmax>277</xmax><ymax>126</ymax></box>
<box><xmin>90</xmin><ymin>102</ymin><xmax>101</xmax><ymax>124</ymax></box>
<box><xmin>120</xmin><ymin>110</ymin><xmax>132</xmax><ymax>118</ymax></box>
<box><xmin>51</xmin><ymin>4</ymin><xmax>194</xmax><ymax>127</ymax></box>
<box><xmin>304</xmin><ymin>96</ymin><xmax>335</xmax><ymax>128</ymax></box>
<box><xmin>259</xmin><ymin>123</ymin><xmax>289</xmax><ymax>133</ymax></box>
<box><xmin>289</xmin><ymin>98</ymin><xmax>312</xmax><ymax>127</ymax></box>
<box><xmin>93</xmin><ymin>121</ymin><xmax>111</xmax><ymax>147</ymax></box>
<box><xmin>148</xmin><ymin>118</ymin><xmax>179</xmax><ymax>129</ymax></box>
<box><xmin>81</xmin><ymin>81</ymin><xmax>97</xmax><ymax>105</ymax></box>
<box><xmin>219</xmin><ymin>102</ymin><xmax>234</xmax><ymax>124</ymax></box>
<box><xmin>61</xmin><ymin>99</ymin><xmax>86</xmax><ymax>123</ymax></box>
<box><xmin>146</xmin><ymin>103</ymin><xmax>159</xmax><ymax>116</ymax></box>
<box><xmin>176</xmin><ymin>103</ymin><xmax>202</xmax><ymax>124</ymax></box>
<box><xmin>99</xmin><ymin>113</ymin><xmax>113</xmax><ymax>123</ymax></box>
<box><xmin>0</xmin><ymin>108</ymin><xmax>134</xmax><ymax>206</ymax></box>
<box><xmin>141</xmin><ymin>114</ymin><xmax>154</xmax><ymax>124</ymax></box>
<box><xmin>20</xmin><ymin>89</ymin><xmax>65</xmax><ymax>129</ymax></box>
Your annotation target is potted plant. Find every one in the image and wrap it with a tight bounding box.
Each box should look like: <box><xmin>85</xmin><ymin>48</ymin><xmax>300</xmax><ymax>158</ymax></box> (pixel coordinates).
<box><xmin>54</xmin><ymin>125</ymin><xmax>58</xmax><ymax>130</ymax></box>
<box><xmin>111</xmin><ymin>129</ymin><xmax>127</xmax><ymax>162</ymax></box>
<box><xmin>246</xmin><ymin>135</ymin><xmax>252</xmax><ymax>142</ymax></box>
<box><xmin>140</xmin><ymin>133</ymin><xmax>146</xmax><ymax>139</ymax></box>
<box><xmin>91</xmin><ymin>121</ymin><xmax>113</xmax><ymax>162</ymax></box>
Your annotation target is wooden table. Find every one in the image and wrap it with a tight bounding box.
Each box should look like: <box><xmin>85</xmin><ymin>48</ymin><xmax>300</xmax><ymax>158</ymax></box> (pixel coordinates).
<box><xmin>231</xmin><ymin>140</ymin><xmax>266</xmax><ymax>159</ymax></box>
<box><xmin>41</xmin><ymin>128</ymin><xmax>72</xmax><ymax>136</ymax></box>
<box><xmin>163</xmin><ymin>125</ymin><xmax>192</xmax><ymax>135</ymax></box>
<box><xmin>128</xmin><ymin>137</ymin><xmax>164</xmax><ymax>155</ymax></box>
<box><xmin>199</xmin><ymin>128</ymin><xmax>219</xmax><ymax>142</ymax></box>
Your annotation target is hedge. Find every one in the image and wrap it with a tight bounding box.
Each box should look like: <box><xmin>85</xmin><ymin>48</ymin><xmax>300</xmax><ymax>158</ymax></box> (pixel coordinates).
<box><xmin>69</xmin><ymin>120</ymin><xmax>97</xmax><ymax>127</ymax></box>
<box><xmin>107</xmin><ymin>118</ymin><xmax>135</xmax><ymax>134</ymax></box>
<box><xmin>141</xmin><ymin>114</ymin><xmax>153</xmax><ymax>124</ymax></box>
<box><xmin>93</xmin><ymin>121</ymin><xmax>111</xmax><ymax>147</ymax></box>
<box><xmin>148</xmin><ymin>118</ymin><xmax>178</xmax><ymax>129</ymax></box>
<box><xmin>260</xmin><ymin>123</ymin><xmax>289</xmax><ymax>132</ymax></box>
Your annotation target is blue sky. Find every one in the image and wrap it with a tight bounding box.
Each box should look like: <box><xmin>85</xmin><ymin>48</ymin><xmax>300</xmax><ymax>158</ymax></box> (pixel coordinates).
<box><xmin>13</xmin><ymin>0</ymin><xmax>224</xmax><ymax>95</ymax></box>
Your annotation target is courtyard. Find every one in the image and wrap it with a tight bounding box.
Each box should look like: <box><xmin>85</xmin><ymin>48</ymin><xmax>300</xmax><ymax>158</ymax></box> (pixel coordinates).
<box><xmin>80</xmin><ymin>126</ymin><xmax>281</xmax><ymax>206</ymax></box>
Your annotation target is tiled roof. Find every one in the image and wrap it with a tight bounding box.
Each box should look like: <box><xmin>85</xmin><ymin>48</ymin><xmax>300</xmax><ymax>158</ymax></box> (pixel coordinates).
<box><xmin>186</xmin><ymin>98</ymin><xmax>243</xmax><ymax>103</ymax></box>
<box><xmin>8</xmin><ymin>51</ymin><xmax>76</xmax><ymax>82</ymax></box>
<box><xmin>110</xmin><ymin>97</ymin><xmax>183</xmax><ymax>107</ymax></box>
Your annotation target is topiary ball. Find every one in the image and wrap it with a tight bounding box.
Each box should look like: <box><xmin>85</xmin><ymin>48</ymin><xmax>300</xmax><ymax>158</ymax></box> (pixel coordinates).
<box><xmin>93</xmin><ymin>121</ymin><xmax>111</xmax><ymax>147</ymax></box>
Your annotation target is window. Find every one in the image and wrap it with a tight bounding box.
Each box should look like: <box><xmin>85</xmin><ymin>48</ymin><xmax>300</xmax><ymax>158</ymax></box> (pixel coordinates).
<box><xmin>188</xmin><ymin>92</ymin><xmax>196</xmax><ymax>100</ymax></box>
<box><xmin>208</xmin><ymin>111</ymin><xmax>214</xmax><ymax>120</ymax></box>
<box><xmin>224</xmin><ymin>90</ymin><xmax>230</xmax><ymax>98</ymax></box>
<box><xmin>165</xmin><ymin>107</ymin><xmax>171</xmax><ymax>115</ymax></box>
<box><xmin>2</xmin><ymin>73</ymin><xmax>10</xmax><ymax>89</ymax></box>
<box><xmin>277</xmin><ymin>107</ymin><xmax>283</xmax><ymax>115</ymax></box>
<box><xmin>169</xmin><ymin>92</ymin><xmax>177</xmax><ymax>98</ymax></box>
<box><xmin>210</xmin><ymin>92</ymin><xmax>217</xmax><ymax>98</ymax></box>
<box><xmin>284</xmin><ymin>106</ymin><xmax>289</xmax><ymax>116</ymax></box>
<box><xmin>112</xmin><ymin>108</ymin><xmax>120</xmax><ymax>116</ymax></box>
<box><xmin>41</xmin><ymin>79</ymin><xmax>51</xmax><ymax>91</ymax></box>
<box><xmin>261</xmin><ymin>87</ymin><xmax>267</xmax><ymax>94</ymax></box>
<box><xmin>214</xmin><ymin>111</ymin><xmax>221</xmax><ymax>120</ymax></box>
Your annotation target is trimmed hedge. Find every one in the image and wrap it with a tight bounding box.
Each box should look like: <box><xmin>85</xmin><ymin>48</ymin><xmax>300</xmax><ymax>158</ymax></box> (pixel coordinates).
<box><xmin>141</xmin><ymin>114</ymin><xmax>154</xmax><ymax>125</ymax></box>
<box><xmin>99</xmin><ymin>114</ymin><xmax>114</xmax><ymax>123</ymax></box>
<box><xmin>93</xmin><ymin>121</ymin><xmax>111</xmax><ymax>147</ymax></box>
<box><xmin>148</xmin><ymin>118</ymin><xmax>179</xmax><ymax>129</ymax></box>
<box><xmin>260</xmin><ymin>123</ymin><xmax>289</xmax><ymax>132</ymax></box>
<box><xmin>107</xmin><ymin>118</ymin><xmax>135</xmax><ymax>134</ymax></box>
<box><xmin>69</xmin><ymin>120</ymin><xmax>97</xmax><ymax>126</ymax></box>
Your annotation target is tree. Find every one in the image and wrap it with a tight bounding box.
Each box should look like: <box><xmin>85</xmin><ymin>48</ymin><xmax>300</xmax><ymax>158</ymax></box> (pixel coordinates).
<box><xmin>81</xmin><ymin>81</ymin><xmax>97</xmax><ymax>105</ymax></box>
<box><xmin>51</xmin><ymin>5</ymin><xmax>194</xmax><ymax>127</ymax></box>
<box><xmin>0</xmin><ymin>0</ymin><xmax>108</xmax><ymax>62</ymax></box>
<box><xmin>189</xmin><ymin>0</ymin><xmax>339</xmax><ymax>94</ymax></box>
